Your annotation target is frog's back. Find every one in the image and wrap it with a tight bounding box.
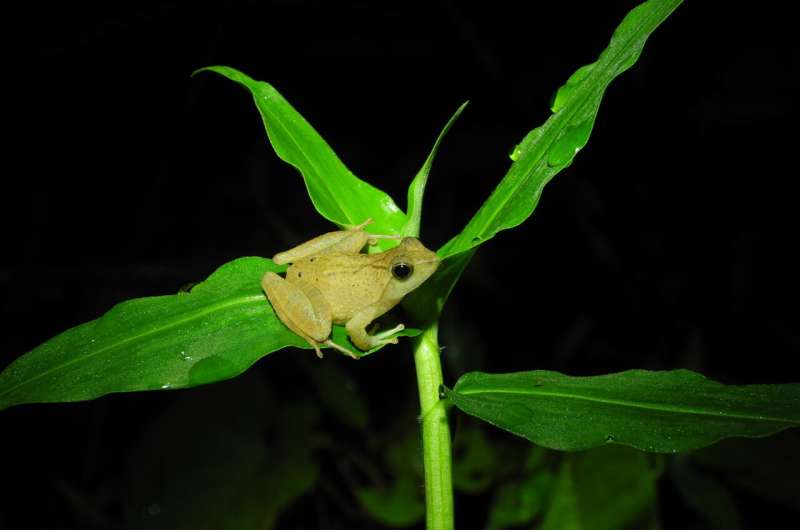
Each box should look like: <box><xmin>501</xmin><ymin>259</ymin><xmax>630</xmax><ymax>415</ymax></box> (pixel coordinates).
<box><xmin>287</xmin><ymin>253</ymin><xmax>390</xmax><ymax>322</ymax></box>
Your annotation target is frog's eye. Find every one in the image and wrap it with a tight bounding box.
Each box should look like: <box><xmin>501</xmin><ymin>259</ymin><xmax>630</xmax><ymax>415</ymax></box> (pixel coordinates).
<box><xmin>392</xmin><ymin>262</ymin><xmax>414</xmax><ymax>280</ymax></box>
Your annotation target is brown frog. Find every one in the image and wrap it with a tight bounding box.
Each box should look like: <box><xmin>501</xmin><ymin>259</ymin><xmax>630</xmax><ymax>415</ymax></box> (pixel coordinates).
<box><xmin>262</xmin><ymin>220</ymin><xmax>440</xmax><ymax>358</ymax></box>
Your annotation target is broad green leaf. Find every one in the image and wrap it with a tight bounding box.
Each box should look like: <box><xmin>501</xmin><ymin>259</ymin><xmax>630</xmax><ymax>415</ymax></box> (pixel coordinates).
<box><xmin>195</xmin><ymin>66</ymin><xmax>406</xmax><ymax>238</ymax></box>
<box><xmin>125</xmin><ymin>374</ymin><xmax>319</xmax><ymax>530</ymax></box>
<box><xmin>402</xmin><ymin>101</ymin><xmax>468</xmax><ymax>238</ymax></box>
<box><xmin>408</xmin><ymin>0</ymin><xmax>682</xmax><ymax>318</ymax></box>
<box><xmin>0</xmin><ymin>258</ymin><xmax>290</xmax><ymax>410</ymax></box>
<box><xmin>538</xmin><ymin>445</ymin><xmax>660</xmax><ymax>530</ymax></box>
<box><xmin>0</xmin><ymin>257</ymin><xmax>404</xmax><ymax>411</ymax></box>
<box><xmin>444</xmin><ymin>369</ymin><xmax>800</xmax><ymax>453</ymax></box>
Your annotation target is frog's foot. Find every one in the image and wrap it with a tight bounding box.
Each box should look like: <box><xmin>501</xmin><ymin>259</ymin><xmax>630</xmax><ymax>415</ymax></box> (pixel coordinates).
<box><xmin>369</xmin><ymin>324</ymin><xmax>406</xmax><ymax>348</ymax></box>
<box><xmin>324</xmin><ymin>339</ymin><xmax>360</xmax><ymax>360</ymax></box>
<box><xmin>303</xmin><ymin>338</ymin><xmax>324</xmax><ymax>359</ymax></box>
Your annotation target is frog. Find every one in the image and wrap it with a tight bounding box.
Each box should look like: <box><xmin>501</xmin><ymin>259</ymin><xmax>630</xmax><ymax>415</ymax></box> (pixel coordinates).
<box><xmin>262</xmin><ymin>219</ymin><xmax>441</xmax><ymax>358</ymax></box>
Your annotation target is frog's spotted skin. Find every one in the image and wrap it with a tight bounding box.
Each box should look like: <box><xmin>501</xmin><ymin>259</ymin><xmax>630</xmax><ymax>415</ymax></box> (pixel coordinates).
<box><xmin>262</xmin><ymin>221</ymin><xmax>440</xmax><ymax>358</ymax></box>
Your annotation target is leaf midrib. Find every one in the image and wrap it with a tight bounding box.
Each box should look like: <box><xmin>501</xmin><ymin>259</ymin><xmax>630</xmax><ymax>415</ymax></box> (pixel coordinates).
<box><xmin>0</xmin><ymin>293</ymin><xmax>266</xmax><ymax>401</ymax></box>
<box><xmin>453</xmin><ymin>387</ymin><xmax>798</xmax><ymax>424</ymax></box>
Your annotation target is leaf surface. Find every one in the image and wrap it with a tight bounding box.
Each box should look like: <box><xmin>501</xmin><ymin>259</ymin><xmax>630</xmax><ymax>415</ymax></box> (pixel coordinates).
<box><xmin>0</xmin><ymin>257</ymin><xmax>405</xmax><ymax>411</ymax></box>
<box><xmin>195</xmin><ymin>66</ymin><xmax>406</xmax><ymax>238</ymax></box>
<box><xmin>0</xmin><ymin>258</ymin><xmax>298</xmax><ymax>410</ymax></box>
<box><xmin>445</xmin><ymin>369</ymin><xmax>800</xmax><ymax>453</ymax></box>
<box><xmin>414</xmin><ymin>0</ymin><xmax>683</xmax><ymax>316</ymax></box>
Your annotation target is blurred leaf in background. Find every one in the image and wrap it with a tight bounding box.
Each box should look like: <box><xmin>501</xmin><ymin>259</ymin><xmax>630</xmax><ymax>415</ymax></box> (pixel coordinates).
<box><xmin>124</xmin><ymin>373</ymin><xmax>319</xmax><ymax>530</ymax></box>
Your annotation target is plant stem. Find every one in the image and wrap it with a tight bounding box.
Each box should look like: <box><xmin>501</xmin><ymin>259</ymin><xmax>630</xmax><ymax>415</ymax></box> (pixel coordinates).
<box><xmin>412</xmin><ymin>322</ymin><xmax>454</xmax><ymax>530</ymax></box>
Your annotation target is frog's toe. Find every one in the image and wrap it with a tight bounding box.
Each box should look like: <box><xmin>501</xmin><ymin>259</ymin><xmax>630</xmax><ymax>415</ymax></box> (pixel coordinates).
<box><xmin>372</xmin><ymin>323</ymin><xmax>405</xmax><ymax>341</ymax></box>
<box><xmin>324</xmin><ymin>339</ymin><xmax>359</xmax><ymax>359</ymax></box>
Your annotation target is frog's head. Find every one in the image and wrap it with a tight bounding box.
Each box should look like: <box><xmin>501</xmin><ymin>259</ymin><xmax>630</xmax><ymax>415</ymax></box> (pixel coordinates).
<box><xmin>384</xmin><ymin>237</ymin><xmax>441</xmax><ymax>300</ymax></box>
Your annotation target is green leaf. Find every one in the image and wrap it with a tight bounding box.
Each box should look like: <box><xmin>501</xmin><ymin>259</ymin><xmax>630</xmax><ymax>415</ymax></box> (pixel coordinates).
<box><xmin>439</xmin><ymin>0</ymin><xmax>681</xmax><ymax>259</ymax></box>
<box><xmin>195</xmin><ymin>66</ymin><xmax>406</xmax><ymax>239</ymax></box>
<box><xmin>444</xmin><ymin>369</ymin><xmax>800</xmax><ymax>453</ymax></box>
<box><xmin>402</xmin><ymin>101</ymin><xmax>468</xmax><ymax>238</ymax></box>
<box><xmin>409</xmin><ymin>0</ymin><xmax>683</xmax><ymax>317</ymax></box>
<box><xmin>538</xmin><ymin>446</ymin><xmax>660</xmax><ymax>530</ymax></box>
<box><xmin>125</xmin><ymin>374</ymin><xmax>319</xmax><ymax>530</ymax></box>
<box><xmin>0</xmin><ymin>258</ymin><xmax>289</xmax><ymax>410</ymax></box>
<box><xmin>0</xmin><ymin>257</ymin><xmax>404</xmax><ymax>411</ymax></box>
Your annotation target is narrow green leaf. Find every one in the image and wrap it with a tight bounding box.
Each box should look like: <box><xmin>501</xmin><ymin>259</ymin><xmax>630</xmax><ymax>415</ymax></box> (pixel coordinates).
<box><xmin>0</xmin><ymin>257</ymin><xmax>405</xmax><ymax>411</ymax></box>
<box><xmin>195</xmin><ymin>66</ymin><xmax>406</xmax><ymax>237</ymax></box>
<box><xmin>402</xmin><ymin>101</ymin><xmax>468</xmax><ymax>238</ymax></box>
<box><xmin>445</xmin><ymin>369</ymin><xmax>800</xmax><ymax>453</ymax></box>
<box><xmin>439</xmin><ymin>0</ymin><xmax>682</xmax><ymax>259</ymax></box>
<box><xmin>406</xmin><ymin>0</ymin><xmax>683</xmax><ymax>318</ymax></box>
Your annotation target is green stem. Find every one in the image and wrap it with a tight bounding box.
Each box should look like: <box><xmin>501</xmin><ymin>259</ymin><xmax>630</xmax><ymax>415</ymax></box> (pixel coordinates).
<box><xmin>412</xmin><ymin>322</ymin><xmax>454</xmax><ymax>530</ymax></box>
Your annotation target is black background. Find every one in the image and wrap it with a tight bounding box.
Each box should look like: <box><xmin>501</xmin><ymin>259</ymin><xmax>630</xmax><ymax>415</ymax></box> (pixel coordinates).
<box><xmin>1</xmin><ymin>1</ymin><xmax>798</xmax><ymax>528</ymax></box>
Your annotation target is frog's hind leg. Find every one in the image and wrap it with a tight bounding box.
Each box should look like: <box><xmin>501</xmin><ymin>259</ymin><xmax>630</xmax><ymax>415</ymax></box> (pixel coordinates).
<box><xmin>346</xmin><ymin>306</ymin><xmax>405</xmax><ymax>351</ymax></box>
<box><xmin>261</xmin><ymin>272</ymin><xmax>332</xmax><ymax>358</ymax></box>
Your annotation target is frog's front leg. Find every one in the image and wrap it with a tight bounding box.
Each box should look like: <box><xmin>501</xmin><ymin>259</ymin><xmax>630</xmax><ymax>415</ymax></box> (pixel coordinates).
<box><xmin>262</xmin><ymin>272</ymin><xmax>332</xmax><ymax>358</ymax></box>
<box><xmin>272</xmin><ymin>219</ymin><xmax>399</xmax><ymax>264</ymax></box>
<box><xmin>273</xmin><ymin>219</ymin><xmax>375</xmax><ymax>264</ymax></box>
<box><xmin>345</xmin><ymin>306</ymin><xmax>405</xmax><ymax>351</ymax></box>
